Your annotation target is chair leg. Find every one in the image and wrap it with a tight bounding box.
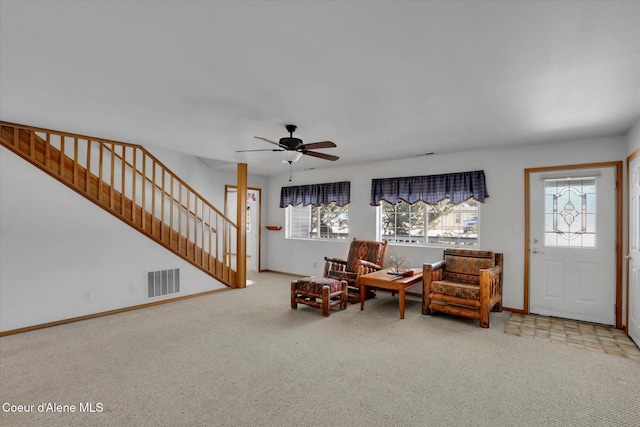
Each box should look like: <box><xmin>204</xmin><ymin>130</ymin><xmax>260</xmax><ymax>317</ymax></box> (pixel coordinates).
<box><xmin>422</xmin><ymin>293</ymin><xmax>432</xmax><ymax>315</ymax></box>
<box><xmin>493</xmin><ymin>300</ymin><xmax>503</xmax><ymax>312</ymax></box>
<box><xmin>340</xmin><ymin>281</ymin><xmax>347</xmax><ymax>310</ymax></box>
<box><xmin>321</xmin><ymin>286</ymin><xmax>330</xmax><ymax>317</ymax></box>
<box><xmin>479</xmin><ymin>305</ymin><xmax>489</xmax><ymax>328</ymax></box>
<box><xmin>290</xmin><ymin>281</ymin><xmax>297</xmax><ymax>310</ymax></box>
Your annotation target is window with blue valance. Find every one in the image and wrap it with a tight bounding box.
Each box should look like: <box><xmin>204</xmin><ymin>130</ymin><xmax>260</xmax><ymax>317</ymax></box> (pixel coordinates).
<box><xmin>280</xmin><ymin>181</ymin><xmax>350</xmax><ymax>208</ymax></box>
<box><xmin>370</xmin><ymin>170</ymin><xmax>488</xmax><ymax>206</ymax></box>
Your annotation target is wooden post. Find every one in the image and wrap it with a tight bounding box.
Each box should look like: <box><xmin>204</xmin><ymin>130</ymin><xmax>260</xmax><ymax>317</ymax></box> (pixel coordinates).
<box><xmin>236</xmin><ymin>163</ymin><xmax>248</xmax><ymax>288</ymax></box>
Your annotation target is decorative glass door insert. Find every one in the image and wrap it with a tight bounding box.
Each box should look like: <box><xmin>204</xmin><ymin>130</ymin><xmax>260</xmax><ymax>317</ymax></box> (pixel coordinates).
<box><xmin>544</xmin><ymin>177</ymin><xmax>596</xmax><ymax>248</ymax></box>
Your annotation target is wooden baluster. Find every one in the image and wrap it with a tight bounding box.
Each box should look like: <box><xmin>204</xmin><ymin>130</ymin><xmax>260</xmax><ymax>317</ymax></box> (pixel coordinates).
<box><xmin>151</xmin><ymin>160</ymin><xmax>156</xmax><ymax>236</ymax></box>
<box><xmin>161</xmin><ymin>169</ymin><xmax>166</xmax><ymax>242</ymax></box>
<box><xmin>186</xmin><ymin>190</ymin><xmax>190</xmax><ymax>257</ymax></box>
<box><xmin>201</xmin><ymin>200</ymin><xmax>205</xmax><ymax>266</ymax></box>
<box><xmin>45</xmin><ymin>133</ymin><xmax>51</xmax><ymax>169</ymax></box>
<box><xmin>170</xmin><ymin>176</ymin><xmax>175</xmax><ymax>247</ymax></box>
<box><xmin>121</xmin><ymin>145</ymin><xmax>126</xmax><ymax>216</ymax></box>
<box><xmin>192</xmin><ymin>197</ymin><xmax>197</xmax><ymax>262</ymax></box>
<box><xmin>208</xmin><ymin>208</ymin><xmax>213</xmax><ymax>271</ymax></box>
<box><xmin>178</xmin><ymin>182</ymin><xmax>183</xmax><ymax>254</ymax></box>
<box><xmin>86</xmin><ymin>140</ymin><xmax>92</xmax><ymax>194</ymax></box>
<box><xmin>132</xmin><ymin>149</ymin><xmax>137</xmax><ymax>224</ymax></box>
<box><xmin>30</xmin><ymin>130</ymin><xmax>35</xmax><ymax>159</ymax></box>
<box><xmin>60</xmin><ymin>137</ymin><xmax>65</xmax><ymax>179</ymax></box>
<box><xmin>98</xmin><ymin>142</ymin><xmax>105</xmax><ymax>202</ymax></box>
<box><xmin>72</xmin><ymin>138</ymin><xmax>77</xmax><ymax>186</ymax></box>
<box><xmin>141</xmin><ymin>152</ymin><xmax>146</xmax><ymax>231</ymax></box>
<box><xmin>109</xmin><ymin>143</ymin><xmax>115</xmax><ymax>210</ymax></box>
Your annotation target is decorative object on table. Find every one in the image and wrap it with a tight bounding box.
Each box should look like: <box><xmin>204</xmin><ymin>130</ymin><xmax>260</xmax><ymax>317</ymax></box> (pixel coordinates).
<box><xmin>422</xmin><ymin>249</ymin><xmax>503</xmax><ymax>328</ymax></box>
<box><xmin>324</xmin><ymin>238</ymin><xmax>389</xmax><ymax>303</ymax></box>
<box><xmin>265</xmin><ymin>225</ymin><xmax>282</xmax><ymax>231</ymax></box>
<box><xmin>388</xmin><ymin>255</ymin><xmax>408</xmax><ymax>275</ymax></box>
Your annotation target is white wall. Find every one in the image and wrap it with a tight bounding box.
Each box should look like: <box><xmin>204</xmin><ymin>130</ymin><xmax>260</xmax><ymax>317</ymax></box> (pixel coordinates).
<box><xmin>263</xmin><ymin>136</ymin><xmax>627</xmax><ymax>311</ymax></box>
<box><xmin>0</xmin><ymin>145</ymin><xmax>265</xmax><ymax>332</ymax></box>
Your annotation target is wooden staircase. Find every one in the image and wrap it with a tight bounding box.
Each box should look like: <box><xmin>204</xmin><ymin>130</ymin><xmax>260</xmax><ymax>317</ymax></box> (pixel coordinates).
<box><xmin>0</xmin><ymin>122</ymin><xmax>239</xmax><ymax>287</ymax></box>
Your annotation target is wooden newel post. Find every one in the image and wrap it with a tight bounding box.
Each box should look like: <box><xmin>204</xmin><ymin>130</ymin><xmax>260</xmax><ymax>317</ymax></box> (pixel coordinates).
<box><xmin>236</xmin><ymin>163</ymin><xmax>248</xmax><ymax>288</ymax></box>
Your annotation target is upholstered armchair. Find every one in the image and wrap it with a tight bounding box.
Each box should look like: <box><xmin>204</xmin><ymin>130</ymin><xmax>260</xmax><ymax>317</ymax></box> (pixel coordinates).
<box><xmin>324</xmin><ymin>238</ymin><xmax>389</xmax><ymax>303</ymax></box>
<box><xmin>423</xmin><ymin>249</ymin><xmax>503</xmax><ymax>328</ymax></box>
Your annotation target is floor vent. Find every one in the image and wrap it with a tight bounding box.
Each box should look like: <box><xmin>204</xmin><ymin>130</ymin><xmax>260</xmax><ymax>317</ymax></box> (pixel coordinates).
<box><xmin>147</xmin><ymin>268</ymin><xmax>180</xmax><ymax>298</ymax></box>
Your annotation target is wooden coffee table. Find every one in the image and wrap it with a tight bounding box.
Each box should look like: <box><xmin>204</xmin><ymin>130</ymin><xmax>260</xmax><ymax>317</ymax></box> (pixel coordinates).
<box><xmin>359</xmin><ymin>268</ymin><xmax>423</xmax><ymax>319</ymax></box>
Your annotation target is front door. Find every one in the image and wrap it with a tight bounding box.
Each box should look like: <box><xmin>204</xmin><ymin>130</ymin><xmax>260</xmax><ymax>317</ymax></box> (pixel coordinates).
<box><xmin>529</xmin><ymin>166</ymin><xmax>616</xmax><ymax>325</ymax></box>
<box><xmin>628</xmin><ymin>154</ymin><xmax>640</xmax><ymax>345</ymax></box>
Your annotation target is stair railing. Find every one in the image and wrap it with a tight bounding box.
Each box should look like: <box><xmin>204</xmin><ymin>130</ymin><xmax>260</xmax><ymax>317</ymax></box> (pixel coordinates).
<box><xmin>0</xmin><ymin>122</ymin><xmax>238</xmax><ymax>287</ymax></box>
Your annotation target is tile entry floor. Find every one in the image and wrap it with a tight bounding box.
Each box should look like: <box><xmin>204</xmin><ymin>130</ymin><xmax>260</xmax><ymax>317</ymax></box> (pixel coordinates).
<box><xmin>505</xmin><ymin>313</ymin><xmax>640</xmax><ymax>361</ymax></box>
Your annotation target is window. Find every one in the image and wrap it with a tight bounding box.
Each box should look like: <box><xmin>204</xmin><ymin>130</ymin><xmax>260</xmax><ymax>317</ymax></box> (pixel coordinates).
<box><xmin>378</xmin><ymin>198</ymin><xmax>478</xmax><ymax>246</ymax></box>
<box><xmin>286</xmin><ymin>202</ymin><xmax>349</xmax><ymax>240</ymax></box>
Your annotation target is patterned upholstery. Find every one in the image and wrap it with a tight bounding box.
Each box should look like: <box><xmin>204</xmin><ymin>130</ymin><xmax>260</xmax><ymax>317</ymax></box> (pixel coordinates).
<box><xmin>431</xmin><ymin>280</ymin><xmax>480</xmax><ymax>299</ymax></box>
<box><xmin>345</xmin><ymin>240</ymin><xmax>388</xmax><ymax>274</ymax></box>
<box><xmin>442</xmin><ymin>249</ymin><xmax>496</xmax><ymax>284</ymax></box>
<box><xmin>294</xmin><ymin>277</ymin><xmax>344</xmax><ymax>294</ymax></box>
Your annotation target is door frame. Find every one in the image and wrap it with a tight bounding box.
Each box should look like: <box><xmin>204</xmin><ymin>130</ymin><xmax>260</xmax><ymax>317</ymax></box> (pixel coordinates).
<box><xmin>626</xmin><ymin>148</ymin><xmax>640</xmax><ymax>334</ymax></box>
<box><xmin>524</xmin><ymin>161</ymin><xmax>623</xmax><ymax>328</ymax></box>
<box><xmin>225</xmin><ymin>185</ymin><xmax>263</xmax><ymax>272</ymax></box>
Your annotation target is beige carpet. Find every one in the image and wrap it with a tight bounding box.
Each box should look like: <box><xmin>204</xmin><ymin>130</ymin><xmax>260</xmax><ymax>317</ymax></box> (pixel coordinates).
<box><xmin>1</xmin><ymin>272</ymin><xmax>639</xmax><ymax>427</ymax></box>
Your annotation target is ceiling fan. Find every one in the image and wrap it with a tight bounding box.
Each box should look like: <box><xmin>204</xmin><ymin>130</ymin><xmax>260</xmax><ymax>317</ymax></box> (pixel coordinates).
<box><xmin>236</xmin><ymin>124</ymin><xmax>339</xmax><ymax>163</ymax></box>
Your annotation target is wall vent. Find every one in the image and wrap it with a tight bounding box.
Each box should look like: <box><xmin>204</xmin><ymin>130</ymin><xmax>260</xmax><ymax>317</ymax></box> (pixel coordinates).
<box><xmin>147</xmin><ymin>268</ymin><xmax>180</xmax><ymax>298</ymax></box>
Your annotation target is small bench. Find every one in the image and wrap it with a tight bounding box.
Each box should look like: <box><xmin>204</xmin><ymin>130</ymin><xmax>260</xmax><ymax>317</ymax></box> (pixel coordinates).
<box><xmin>291</xmin><ymin>277</ymin><xmax>347</xmax><ymax>317</ymax></box>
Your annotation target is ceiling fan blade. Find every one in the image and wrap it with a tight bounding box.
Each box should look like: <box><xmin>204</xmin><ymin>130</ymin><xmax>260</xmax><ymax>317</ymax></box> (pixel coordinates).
<box><xmin>304</xmin><ymin>151</ymin><xmax>339</xmax><ymax>161</ymax></box>
<box><xmin>254</xmin><ymin>136</ymin><xmax>285</xmax><ymax>148</ymax></box>
<box><xmin>299</xmin><ymin>141</ymin><xmax>336</xmax><ymax>150</ymax></box>
<box><xmin>236</xmin><ymin>148</ymin><xmax>284</xmax><ymax>153</ymax></box>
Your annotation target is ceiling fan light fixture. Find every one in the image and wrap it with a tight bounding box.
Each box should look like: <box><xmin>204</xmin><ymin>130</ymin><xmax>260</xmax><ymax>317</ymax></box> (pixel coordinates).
<box><xmin>282</xmin><ymin>151</ymin><xmax>302</xmax><ymax>163</ymax></box>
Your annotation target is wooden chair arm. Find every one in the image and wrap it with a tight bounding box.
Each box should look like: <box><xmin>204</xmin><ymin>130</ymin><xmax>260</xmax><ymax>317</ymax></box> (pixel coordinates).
<box><xmin>357</xmin><ymin>259</ymin><xmax>382</xmax><ymax>270</ymax></box>
<box><xmin>425</xmin><ymin>260</ymin><xmax>445</xmax><ymax>271</ymax></box>
<box><xmin>324</xmin><ymin>257</ymin><xmax>348</xmax><ymax>277</ymax></box>
<box><xmin>483</xmin><ymin>265</ymin><xmax>502</xmax><ymax>276</ymax></box>
<box><xmin>324</xmin><ymin>257</ymin><xmax>347</xmax><ymax>265</ymax></box>
<box><xmin>479</xmin><ymin>265</ymin><xmax>503</xmax><ymax>299</ymax></box>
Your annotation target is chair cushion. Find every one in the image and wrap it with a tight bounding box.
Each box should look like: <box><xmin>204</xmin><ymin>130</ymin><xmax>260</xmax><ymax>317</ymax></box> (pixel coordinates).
<box><xmin>442</xmin><ymin>249</ymin><xmax>495</xmax><ymax>284</ymax></box>
<box><xmin>431</xmin><ymin>280</ymin><xmax>480</xmax><ymax>299</ymax></box>
<box><xmin>295</xmin><ymin>277</ymin><xmax>344</xmax><ymax>294</ymax></box>
<box><xmin>345</xmin><ymin>240</ymin><xmax>386</xmax><ymax>273</ymax></box>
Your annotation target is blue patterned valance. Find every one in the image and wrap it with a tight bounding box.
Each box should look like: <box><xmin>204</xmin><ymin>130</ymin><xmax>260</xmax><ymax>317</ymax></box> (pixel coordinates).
<box><xmin>370</xmin><ymin>170</ymin><xmax>488</xmax><ymax>206</ymax></box>
<box><xmin>280</xmin><ymin>181</ymin><xmax>350</xmax><ymax>208</ymax></box>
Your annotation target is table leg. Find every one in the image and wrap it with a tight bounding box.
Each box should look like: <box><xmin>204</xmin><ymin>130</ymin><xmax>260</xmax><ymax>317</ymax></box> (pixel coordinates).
<box><xmin>399</xmin><ymin>288</ymin><xmax>405</xmax><ymax>319</ymax></box>
<box><xmin>360</xmin><ymin>283</ymin><xmax>366</xmax><ymax>311</ymax></box>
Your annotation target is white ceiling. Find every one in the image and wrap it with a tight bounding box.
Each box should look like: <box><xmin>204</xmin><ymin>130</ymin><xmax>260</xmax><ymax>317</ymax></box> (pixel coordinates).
<box><xmin>1</xmin><ymin>1</ymin><xmax>639</xmax><ymax>177</ymax></box>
